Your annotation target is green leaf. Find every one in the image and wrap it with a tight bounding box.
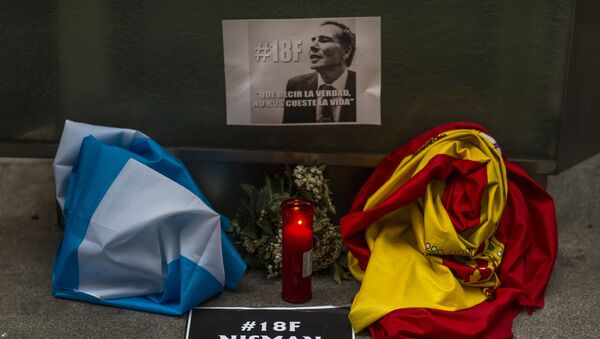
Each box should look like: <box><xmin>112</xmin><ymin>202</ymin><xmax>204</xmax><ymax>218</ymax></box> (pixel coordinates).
<box><xmin>265</xmin><ymin>174</ymin><xmax>277</xmax><ymax>200</ymax></box>
<box><xmin>237</xmin><ymin>200</ymin><xmax>253</xmax><ymax>219</ymax></box>
<box><xmin>284</xmin><ymin>164</ymin><xmax>294</xmax><ymax>192</ymax></box>
<box><xmin>236</xmin><ymin>205</ymin><xmax>255</xmax><ymax>229</ymax></box>
<box><xmin>269</xmin><ymin>192</ymin><xmax>289</xmax><ymax>211</ymax></box>
<box><xmin>239</xmin><ymin>183</ymin><xmax>257</xmax><ymax>200</ymax></box>
<box><xmin>240</xmin><ymin>224</ymin><xmax>258</xmax><ymax>240</ymax></box>
<box><xmin>313</xmin><ymin>217</ymin><xmax>329</xmax><ymax>233</ymax></box>
<box><xmin>336</xmin><ymin>249</ymin><xmax>349</xmax><ymax>265</ymax></box>
<box><xmin>279</xmin><ymin>172</ymin><xmax>286</xmax><ymax>193</ymax></box>
<box><xmin>256</xmin><ymin>218</ymin><xmax>274</xmax><ymax>236</ymax></box>
<box><xmin>256</xmin><ymin>186</ymin><xmax>270</xmax><ymax>211</ymax></box>
<box><xmin>332</xmin><ymin>262</ymin><xmax>343</xmax><ymax>284</ymax></box>
<box><xmin>332</xmin><ymin>261</ymin><xmax>354</xmax><ymax>284</ymax></box>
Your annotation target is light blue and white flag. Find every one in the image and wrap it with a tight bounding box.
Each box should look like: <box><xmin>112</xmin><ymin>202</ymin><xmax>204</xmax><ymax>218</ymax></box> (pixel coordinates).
<box><xmin>52</xmin><ymin>120</ymin><xmax>246</xmax><ymax>315</ymax></box>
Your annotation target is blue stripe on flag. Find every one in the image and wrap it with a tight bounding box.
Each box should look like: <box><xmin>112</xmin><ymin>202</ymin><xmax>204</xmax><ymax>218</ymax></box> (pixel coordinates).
<box><xmin>53</xmin><ymin>136</ymin><xmax>131</xmax><ymax>291</ymax></box>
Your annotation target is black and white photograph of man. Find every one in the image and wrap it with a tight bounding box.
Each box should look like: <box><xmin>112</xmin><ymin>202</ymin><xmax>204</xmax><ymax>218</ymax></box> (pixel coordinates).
<box><xmin>282</xmin><ymin>21</ymin><xmax>357</xmax><ymax>123</ymax></box>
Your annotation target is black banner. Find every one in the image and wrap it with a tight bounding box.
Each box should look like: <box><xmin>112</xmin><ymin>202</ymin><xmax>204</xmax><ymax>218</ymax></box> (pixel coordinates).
<box><xmin>186</xmin><ymin>306</ymin><xmax>354</xmax><ymax>339</ymax></box>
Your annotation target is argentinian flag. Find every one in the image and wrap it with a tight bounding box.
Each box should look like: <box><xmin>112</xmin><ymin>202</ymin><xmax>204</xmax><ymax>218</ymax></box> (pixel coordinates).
<box><xmin>52</xmin><ymin>120</ymin><xmax>246</xmax><ymax>315</ymax></box>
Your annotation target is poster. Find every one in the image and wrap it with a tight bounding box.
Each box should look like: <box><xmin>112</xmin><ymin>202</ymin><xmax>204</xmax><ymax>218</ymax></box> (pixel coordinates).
<box><xmin>186</xmin><ymin>306</ymin><xmax>354</xmax><ymax>339</ymax></box>
<box><xmin>223</xmin><ymin>17</ymin><xmax>381</xmax><ymax>125</ymax></box>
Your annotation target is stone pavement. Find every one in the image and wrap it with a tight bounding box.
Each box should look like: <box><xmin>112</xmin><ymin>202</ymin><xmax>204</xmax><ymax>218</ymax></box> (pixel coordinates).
<box><xmin>1</xmin><ymin>154</ymin><xmax>598</xmax><ymax>338</ymax></box>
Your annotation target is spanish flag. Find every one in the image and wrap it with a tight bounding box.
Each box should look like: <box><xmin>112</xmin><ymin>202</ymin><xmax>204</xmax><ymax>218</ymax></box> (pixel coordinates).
<box><xmin>341</xmin><ymin>123</ymin><xmax>557</xmax><ymax>338</ymax></box>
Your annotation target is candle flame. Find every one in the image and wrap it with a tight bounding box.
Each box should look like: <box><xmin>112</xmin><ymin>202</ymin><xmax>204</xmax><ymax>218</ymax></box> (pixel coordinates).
<box><xmin>297</xmin><ymin>219</ymin><xmax>303</xmax><ymax>225</ymax></box>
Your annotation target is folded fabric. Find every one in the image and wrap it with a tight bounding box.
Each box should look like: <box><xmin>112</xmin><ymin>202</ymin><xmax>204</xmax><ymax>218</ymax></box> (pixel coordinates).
<box><xmin>52</xmin><ymin>120</ymin><xmax>246</xmax><ymax>315</ymax></box>
<box><xmin>341</xmin><ymin>122</ymin><xmax>557</xmax><ymax>338</ymax></box>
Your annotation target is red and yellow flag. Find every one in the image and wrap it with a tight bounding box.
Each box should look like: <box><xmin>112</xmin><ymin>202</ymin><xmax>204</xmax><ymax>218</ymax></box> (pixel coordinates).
<box><xmin>341</xmin><ymin>123</ymin><xmax>557</xmax><ymax>338</ymax></box>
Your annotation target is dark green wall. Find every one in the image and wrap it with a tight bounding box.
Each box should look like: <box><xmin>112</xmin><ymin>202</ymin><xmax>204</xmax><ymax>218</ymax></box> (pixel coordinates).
<box><xmin>0</xmin><ymin>0</ymin><xmax>58</xmax><ymax>141</ymax></box>
<box><xmin>0</xmin><ymin>0</ymin><xmax>575</xmax><ymax>160</ymax></box>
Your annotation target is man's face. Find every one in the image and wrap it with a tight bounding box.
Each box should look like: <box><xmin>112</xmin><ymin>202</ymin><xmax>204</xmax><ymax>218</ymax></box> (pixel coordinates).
<box><xmin>309</xmin><ymin>24</ymin><xmax>348</xmax><ymax>71</ymax></box>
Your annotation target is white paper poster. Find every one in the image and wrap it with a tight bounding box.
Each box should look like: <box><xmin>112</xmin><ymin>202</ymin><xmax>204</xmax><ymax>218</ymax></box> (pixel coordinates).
<box><xmin>223</xmin><ymin>17</ymin><xmax>381</xmax><ymax>125</ymax></box>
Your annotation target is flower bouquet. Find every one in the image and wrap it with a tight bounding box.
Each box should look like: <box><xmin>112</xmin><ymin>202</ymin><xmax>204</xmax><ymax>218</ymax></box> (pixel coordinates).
<box><xmin>230</xmin><ymin>165</ymin><xmax>350</xmax><ymax>282</ymax></box>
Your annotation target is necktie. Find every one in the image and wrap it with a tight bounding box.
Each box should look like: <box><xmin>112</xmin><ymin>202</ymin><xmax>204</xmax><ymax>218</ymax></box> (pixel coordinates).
<box><xmin>318</xmin><ymin>84</ymin><xmax>336</xmax><ymax>122</ymax></box>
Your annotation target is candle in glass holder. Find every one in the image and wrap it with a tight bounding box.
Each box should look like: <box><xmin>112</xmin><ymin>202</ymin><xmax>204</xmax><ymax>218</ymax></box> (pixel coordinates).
<box><xmin>280</xmin><ymin>197</ymin><xmax>314</xmax><ymax>303</ymax></box>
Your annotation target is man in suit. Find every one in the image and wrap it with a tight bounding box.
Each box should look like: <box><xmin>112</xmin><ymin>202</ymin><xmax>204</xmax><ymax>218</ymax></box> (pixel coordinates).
<box><xmin>282</xmin><ymin>21</ymin><xmax>356</xmax><ymax>123</ymax></box>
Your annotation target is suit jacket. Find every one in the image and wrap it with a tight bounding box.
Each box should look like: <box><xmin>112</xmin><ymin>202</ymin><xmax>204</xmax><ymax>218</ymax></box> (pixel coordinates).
<box><xmin>282</xmin><ymin>70</ymin><xmax>356</xmax><ymax>123</ymax></box>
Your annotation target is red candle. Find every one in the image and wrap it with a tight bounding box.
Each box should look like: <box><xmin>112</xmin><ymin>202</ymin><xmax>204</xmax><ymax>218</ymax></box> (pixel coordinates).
<box><xmin>281</xmin><ymin>197</ymin><xmax>314</xmax><ymax>303</ymax></box>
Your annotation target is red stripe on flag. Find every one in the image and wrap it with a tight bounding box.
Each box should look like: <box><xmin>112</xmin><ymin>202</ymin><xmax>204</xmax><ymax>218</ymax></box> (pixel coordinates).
<box><xmin>348</xmin><ymin>122</ymin><xmax>488</xmax><ymax>215</ymax></box>
<box><xmin>366</xmin><ymin>159</ymin><xmax>557</xmax><ymax>338</ymax></box>
<box><xmin>442</xmin><ymin>160</ymin><xmax>487</xmax><ymax>233</ymax></box>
